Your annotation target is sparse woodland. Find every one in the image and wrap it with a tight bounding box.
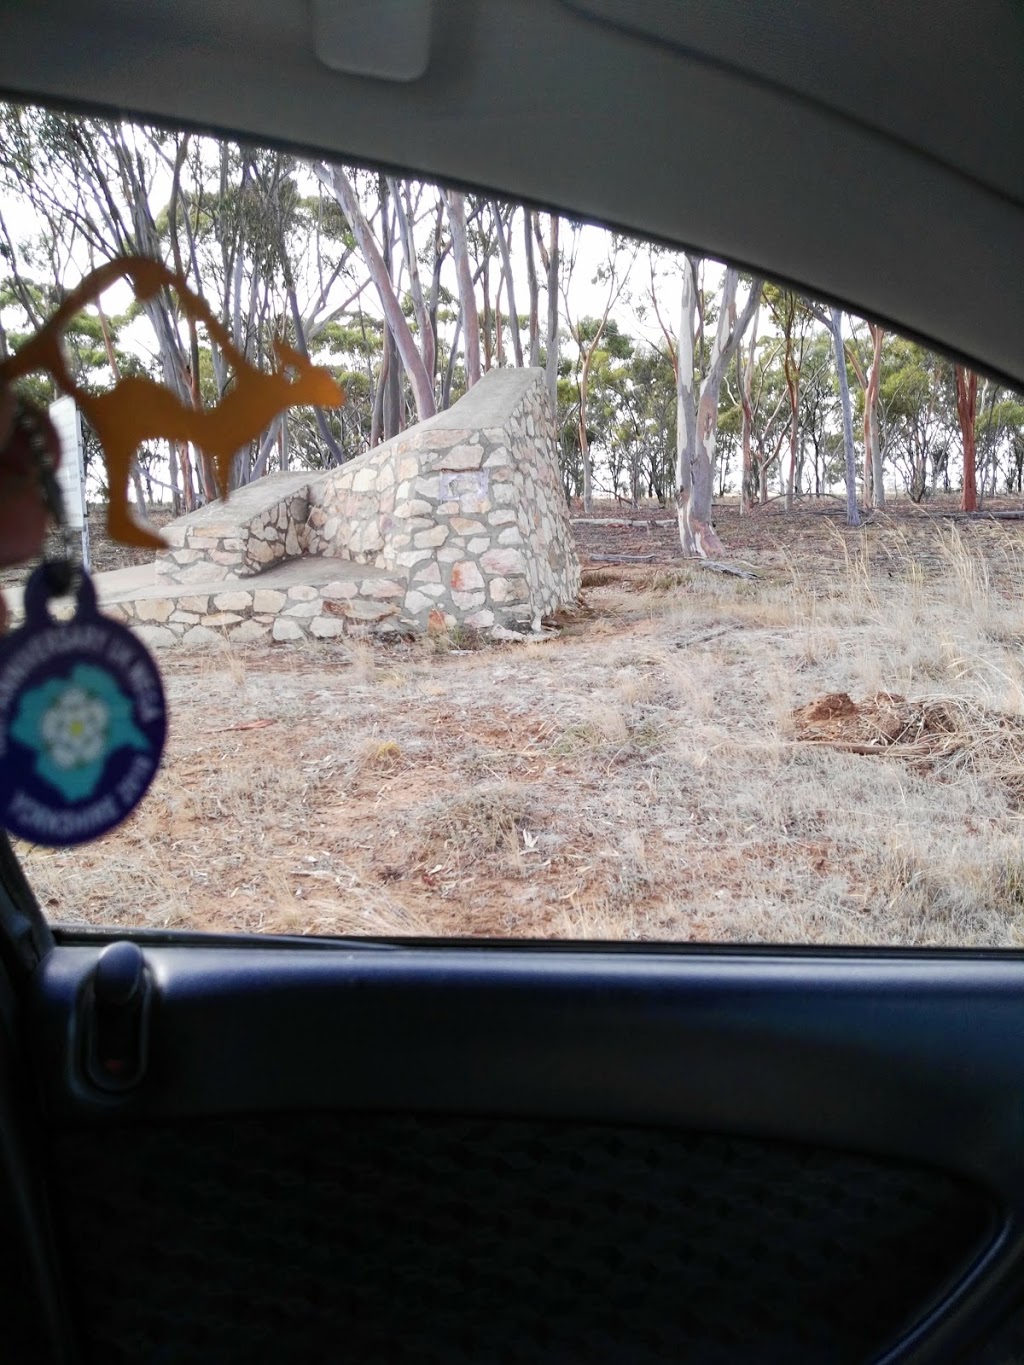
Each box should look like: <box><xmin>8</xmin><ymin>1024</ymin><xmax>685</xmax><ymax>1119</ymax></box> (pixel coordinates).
<box><xmin>2</xmin><ymin>106</ymin><xmax>1022</xmax><ymax>551</ymax></box>
<box><xmin>5</xmin><ymin>106</ymin><xmax>1024</xmax><ymax>949</ymax></box>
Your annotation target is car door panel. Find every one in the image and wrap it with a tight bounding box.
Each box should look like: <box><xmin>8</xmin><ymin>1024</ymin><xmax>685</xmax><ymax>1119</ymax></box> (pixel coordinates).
<box><xmin>19</xmin><ymin>937</ymin><xmax>1024</xmax><ymax>1362</ymax></box>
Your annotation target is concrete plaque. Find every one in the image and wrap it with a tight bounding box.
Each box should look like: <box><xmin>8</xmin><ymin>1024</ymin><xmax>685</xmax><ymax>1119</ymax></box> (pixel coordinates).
<box><xmin>439</xmin><ymin>470</ymin><xmax>490</xmax><ymax>502</ymax></box>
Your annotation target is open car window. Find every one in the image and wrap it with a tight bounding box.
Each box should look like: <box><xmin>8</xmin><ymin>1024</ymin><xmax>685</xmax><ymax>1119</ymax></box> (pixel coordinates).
<box><xmin>2</xmin><ymin>103</ymin><xmax>1024</xmax><ymax>949</ymax></box>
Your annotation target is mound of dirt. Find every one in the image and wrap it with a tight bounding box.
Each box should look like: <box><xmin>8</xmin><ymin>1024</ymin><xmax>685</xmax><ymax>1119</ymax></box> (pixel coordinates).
<box><xmin>798</xmin><ymin>692</ymin><xmax>860</xmax><ymax>723</ymax></box>
<box><xmin>792</xmin><ymin>692</ymin><xmax>959</xmax><ymax>752</ymax></box>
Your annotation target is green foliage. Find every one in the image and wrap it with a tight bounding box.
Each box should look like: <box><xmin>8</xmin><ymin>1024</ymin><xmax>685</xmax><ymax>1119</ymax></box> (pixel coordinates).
<box><xmin>877</xmin><ymin>339</ymin><xmax>953</xmax><ymax>500</ymax></box>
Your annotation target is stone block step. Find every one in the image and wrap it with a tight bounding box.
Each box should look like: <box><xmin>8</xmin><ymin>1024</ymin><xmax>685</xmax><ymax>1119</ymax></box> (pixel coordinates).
<box><xmin>104</xmin><ymin>556</ymin><xmax>409</xmax><ymax>647</ymax></box>
<box><xmin>155</xmin><ymin>472</ymin><xmax>323</xmax><ymax>583</ymax></box>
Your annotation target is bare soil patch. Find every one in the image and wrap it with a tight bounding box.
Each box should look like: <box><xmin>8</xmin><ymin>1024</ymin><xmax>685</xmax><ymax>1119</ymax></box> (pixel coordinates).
<box><xmin>15</xmin><ymin>496</ymin><xmax>1024</xmax><ymax>947</ymax></box>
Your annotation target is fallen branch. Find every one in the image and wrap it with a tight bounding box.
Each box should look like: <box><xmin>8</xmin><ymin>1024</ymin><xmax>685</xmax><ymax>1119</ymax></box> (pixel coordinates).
<box><xmin>795</xmin><ymin>738</ymin><xmax>959</xmax><ymax>758</ymax></box>
<box><xmin>696</xmin><ymin>560</ymin><xmax>761</xmax><ymax>580</ymax></box>
<box><xmin>589</xmin><ymin>553</ymin><xmax>656</xmax><ymax>563</ymax></box>
<box><xmin>571</xmin><ymin>517</ymin><xmax>675</xmax><ymax>528</ymax></box>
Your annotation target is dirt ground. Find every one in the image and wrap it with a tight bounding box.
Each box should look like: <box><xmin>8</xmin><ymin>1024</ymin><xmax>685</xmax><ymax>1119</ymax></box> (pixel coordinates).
<box><xmin>16</xmin><ymin>493</ymin><xmax>1024</xmax><ymax>947</ymax></box>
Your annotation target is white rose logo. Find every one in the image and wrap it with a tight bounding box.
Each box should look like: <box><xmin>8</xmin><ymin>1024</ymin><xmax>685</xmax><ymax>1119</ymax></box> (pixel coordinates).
<box><xmin>9</xmin><ymin>664</ymin><xmax>151</xmax><ymax>803</ymax></box>
<box><xmin>39</xmin><ymin>686</ymin><xmax>110</xmax><ymax>771</ymax></box>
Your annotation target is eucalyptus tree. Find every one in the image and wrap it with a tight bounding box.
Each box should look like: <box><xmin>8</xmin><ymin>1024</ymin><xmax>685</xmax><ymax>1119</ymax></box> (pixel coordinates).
<box><xmin>446</xmin><ymin>189</ymin><xmax>480</xmax><ymax>390</ymax></box>
<box><xmin>977</xmin><ymin>388</ymin><xmax>1024</xmax><ymax>496</ymax></box>
<box><xmin>830</xmin><ymin>308</ymin><xmax>861</xmax><ymax>526</ymax></box>
<box><xmin>491</xmin><ymin>201</ymin><xmax>524</xmax><ymax>368</ymax></box>
<box><xmin>675</xmin><ymin>258</ymin><xmax>762</xmax><ymax>556</ymax></box>
<box><xmin>309</xmin><ymin>160</ymin><xmax>436</xmax><ymax>424</ymax></box>
<box><xmin>878</xmin><ymin>339</ymin><xmax>952</xmax><ymax>501</ymax></box>
<box><xmin>847</xmin><ymin>320</ymin><xmax>886</xmax><ymax>507</ymax></box>
<box><xmin>560</xmin><ymin>229</ymin><xmax>637</xmax><ymax>512</ymax></box>
<box><xmin>764</xmin><ymin>286</ymin><xmax>816</xmax><ymax>512</ymax></box>
<box><xmin>531</xmin><ymin>212</ymin><xmax>561</xmax><ymax>414</ymax></box>
<box><xmin>954</xmin><ymin>367</ymin><xmax>980</xmax><ymax>512</ymax></box>
<box><xmin>798</xmin><ymin>299</ymin><xmax>860</xmax><ymax>525</ymax></box>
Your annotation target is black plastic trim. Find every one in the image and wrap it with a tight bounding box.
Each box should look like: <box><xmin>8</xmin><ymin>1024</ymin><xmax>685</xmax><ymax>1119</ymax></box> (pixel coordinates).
<box><xmin>28</xmin><ymin>940</ymin><xmax>1024</xmax><ymax>1362</ymax></box>
<box><xmin>0</xmin><ymin>960</ymin><xmax>76</xmax><ymax>1364</ymax></box>
<box><xmin>0</xmin><ymin>833</ymin><xmax>54</xmax><ymax>982</ymax></box>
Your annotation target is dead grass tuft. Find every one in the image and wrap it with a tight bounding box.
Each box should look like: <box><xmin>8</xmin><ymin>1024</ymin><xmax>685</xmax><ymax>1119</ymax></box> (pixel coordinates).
<box><xmin>418</xmin><ymin>782</ymin><xmax>537</xmax><ymax>854</ymax></box>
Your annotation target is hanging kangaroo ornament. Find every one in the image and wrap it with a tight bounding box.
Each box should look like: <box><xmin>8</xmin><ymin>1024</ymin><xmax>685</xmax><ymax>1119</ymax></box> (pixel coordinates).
<box><xmin>0</xmin><ymin>257</ymin><xmax>344</xmax><ymax>846</ymax></box>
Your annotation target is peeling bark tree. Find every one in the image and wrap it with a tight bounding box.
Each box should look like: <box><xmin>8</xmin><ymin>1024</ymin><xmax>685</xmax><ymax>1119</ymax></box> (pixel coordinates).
<box><xmin>447</xmin><ymin>189</ymin><xmax>481</xmax><ymax>389</ymax></box>
<box><xmin>737</xmin><ymin>304</ymin><xmax>759</xmax><ymax>515</ymax></box>
<box><xmin>675</xmin><ymin>260</ymin><xmax>762</xmax><ymax>556</ymax></box>
<box><xmin>310</xmin><ymin>160</ymin><xmax>436</xmax><ymax>421</ymax></box>
<box><xmin>523</xmin><ymin>209</ymin><xmax>541</xmax><ymax>367</ymax></box>
<box><xmin>830</xmin><ymin>308</ymin><xmax>861</xmax><ymax>528</ymax></box>
<box><xmin>847</xmin><ymin>322</ymin><xmax>886</xmax><ymax>508</ymax></box>
<box><xmin>956</xmin><ymin>364</ymin><xmax>979</xmax><ymax>512</ymax></box>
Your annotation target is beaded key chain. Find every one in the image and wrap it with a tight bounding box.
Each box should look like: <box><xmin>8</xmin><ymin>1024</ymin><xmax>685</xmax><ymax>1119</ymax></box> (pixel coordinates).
<box><xmin>0</xmin><ymin>399</ymin><xmax>167</xmax><ymax>846</ymax></box>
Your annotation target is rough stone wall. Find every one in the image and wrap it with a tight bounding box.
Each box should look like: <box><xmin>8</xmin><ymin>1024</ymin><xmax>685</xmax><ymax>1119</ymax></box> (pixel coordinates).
<box><xmin>105</xmin><ymin>572</ymin><xmax>406</xmax><ymax>648</ymax></box>
<box><xmin>137</xmin><ymin>367</ymin><xmax>579</xmax><ymax>642</ymax></box>
<box><xmin>306</xmin><ymin>367</ymin><xmax>580</xmax><ymax>631</ymax></box>
<box><xmin>155</xmin><ymin>473</ymin><xmax>318</xmax><ymax>584</ymax></box>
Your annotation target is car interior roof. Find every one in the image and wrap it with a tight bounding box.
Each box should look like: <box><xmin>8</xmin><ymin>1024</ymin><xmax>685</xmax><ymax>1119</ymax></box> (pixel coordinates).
<box><xmin>0</xmin><ymin>0</ymin><xmax>1020</xmax><ymax>387</ymax></box>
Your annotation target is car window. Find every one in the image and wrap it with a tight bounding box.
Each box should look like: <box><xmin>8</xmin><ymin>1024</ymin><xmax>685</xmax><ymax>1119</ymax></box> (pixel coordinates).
<box><xmin>2</xmin><ymin>102</ymin><xmax>1024</xmax><ymax>947</ymax></box>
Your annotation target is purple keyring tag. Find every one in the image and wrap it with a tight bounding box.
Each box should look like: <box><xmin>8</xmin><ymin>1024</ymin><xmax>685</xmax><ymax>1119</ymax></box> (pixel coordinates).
<box><xmin>0</xmin><ymin>565</ymin><xmax>166</xmax><ymax>846</ymax></box>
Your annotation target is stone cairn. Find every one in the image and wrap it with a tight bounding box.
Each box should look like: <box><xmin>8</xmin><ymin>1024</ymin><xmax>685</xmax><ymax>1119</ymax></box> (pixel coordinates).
<box><xmin>110</xmin><ymin>367</ymin><xmax>581</xmax><ymax>645</ymax></box>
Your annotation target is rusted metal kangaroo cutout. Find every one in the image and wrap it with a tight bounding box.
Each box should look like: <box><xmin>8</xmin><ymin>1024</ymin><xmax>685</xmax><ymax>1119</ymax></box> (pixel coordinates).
<box><xmin>0</xmin><ymin>256</ymin><xmax>344</xmax><ymax>549</ymax></box>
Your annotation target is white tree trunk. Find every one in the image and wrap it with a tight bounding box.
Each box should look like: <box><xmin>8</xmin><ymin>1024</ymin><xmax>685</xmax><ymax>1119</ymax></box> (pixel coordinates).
<box><xmin>867</xmin><ymin>324</ymin><xmax>885</xmax><ymax>508</ymax></box>
<box><xmin>310</xmin><ymin>161</ymin><xmax>436</xmax><ymax>421</ymax></box>
<box><xmin>524</xmin><ymin>210</ymin><xmax>541</xmax><ymax>367</ymax></box>
<box><xmin>676</xmin><ymin>261</ymin><xmax>762</xmax><ymax>556</ymax></box>
<box><xmin>492</xmin><ymin>204</ymin><xmax>524</xmax><ymax>367</ymax></box>
<box><xmin>831</xmin><ymin>308</ymin><xmax>861</xmax><ymax>527</ymax></box>
<box><xmin>544</xmin><ymin>214</ymin><xmax>559</xmax><ymax>414</ymax></box>
<box><xmin>447</xmin><ymin>189</ymin><xmax>481</xmax><ymax>389</ymax></box>
<box><xmin>390</xmin><ymin>178</ymin><xmax>435</xmax><ymax>385</ymax></box>
<box><xmin>739</xmin><ymin>307</ymin><xmax>758</xmax><ymax>515</ymax></box>
<box><xmin>785</xmin><ymin>401</ymin><xmax>798</xmax><ymax>511</ymax></box>
<box><xmin>675</xmin><ymin>257</ymin><xmax>700</xmax><ymax>554</ymax></box>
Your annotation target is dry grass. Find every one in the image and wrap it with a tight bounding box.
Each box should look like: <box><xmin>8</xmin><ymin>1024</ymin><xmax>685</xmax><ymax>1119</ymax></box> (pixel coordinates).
<box><xmin>19</xmin><ymin>511</ymin><xmax>1024</xmax><ymax>947</ymax></box>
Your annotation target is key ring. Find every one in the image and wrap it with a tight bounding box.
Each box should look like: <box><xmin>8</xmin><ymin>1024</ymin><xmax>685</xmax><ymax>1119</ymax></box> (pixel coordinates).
<box><xmin>0</xmin><ymin>394</ymin><xmax>166</xmax><ymax>847</ymax></box>
<box><xmin>10</xmin><ymin>396</ymin><xmax>77</xmax><ymax>598</ymax></box>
